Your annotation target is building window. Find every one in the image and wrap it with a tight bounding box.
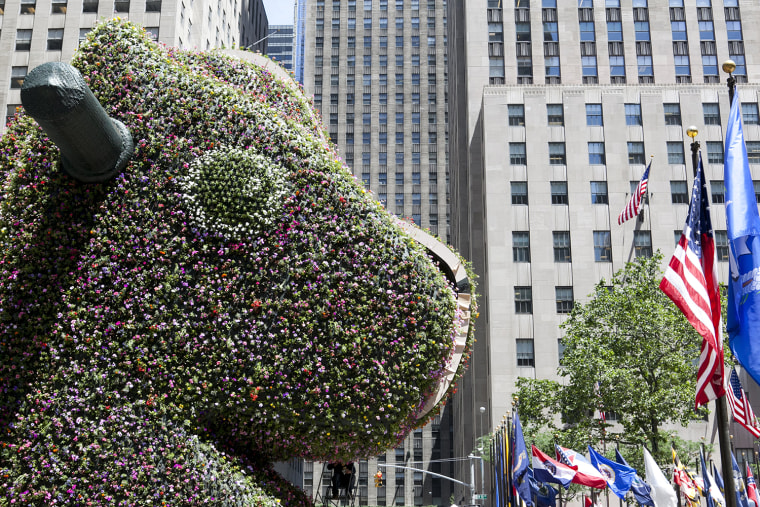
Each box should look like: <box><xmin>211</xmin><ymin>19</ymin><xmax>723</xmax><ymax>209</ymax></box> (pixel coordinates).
<box><xmin>145</xmin><ymin>27</ymin><xmax>159</xmax><ymax>41</ymax></box>
<box><xmin>664</xmin><ymin>103</ymin><xmax>681</xmax><ymax>126</ymax></box>
<box><xmin>551</xmin><ymin>181</ymin><xmax>568</xmax><ymax>205</ymax></box>
<box><xmin>82</xmin><ymin>0</ymin><xmax>98</xmax><ymax>12</ymax></box>
<box><xmin>47</xmin><ymin>29</ymin><xmax>64</xmax><ymax>50</ymax></box>
<box><xmin>711</xmin><ymin>180</ymin><xmax>725</xmax><ymax>204</ymax></box>
<box><xmin>51</xmin><ymin>0</ymin><xmax>66</xmax><ymax>13</ymax></box>
<box><xmin>513</xmin><ymin>232</ymin><xmax>531</xmax><ymax>263</ymax></box>
<box><xmin>20</xmin><ymin>0</ymin><xmax>35</xmax><ymax>13</ymax></box>
<box><xmin>715</xmin><ymin>230</ymin><xmax>729</xmax><ymax>262</ymax></box>
<box><xmin>10</xmin><ymin>67</ymin><xmax>27</xmax><ymax>89</ymax></box>
<box><xmin>703</xmin><ymin>103</ymin><xmax>721</xmax><ymax>125</ymax></box>
<box><xmin>113</xmin><ymin>0</ymin><xmax>129</xmax><ymax>12</ymax></box>
<box><xmin>509</xmin><ymin>143</ymin><xmax>527</xmax><ymax>165</ymax></box>
<box><xmin>746</xmin><ymin>142</ymin><xmax>760</xmax><ymax>164</ymax></box>
<box><xmin>671</xmin><ymin>181</ymin><xmax>688</xmax><ymax>204</ymax></box>
<box><xmin>508</xmin><ymin>104</ymin><xmax>525</xmax><ymax>126</ymax></box>
<box><xmin>755</xmin><ymin>181</ymin><xmax>760</xmax><ymax>204</ymax></box>
<box><xmin>558</xmin><ymin>338</ymin><xmax>566</xmax><ymax>363</ymax></box>
<box><xmin>706</xmin><ymin>141</ymin><xmax>724</xmax><ymax>164</ymax></box>
<box><xmin>515</xmin><ymin>287</ymin><xmax>533</xmax><ymax>314</ymax></box>
<box><xmin>516</xmin><ymin>339</ymin><xmax>535</xmax><ymax>367</ymax></box>
<box><xmin>628</xmin><ymin>142</ymin><xmax>645</xmax><ymax>164</ymax></box>
<box><xmin>556</xmin><ymin>287</ymin><xmax>574</xmax><ymax>314</ymax></box>
<box><xmin>586</xmin><ymin>103</ymin><xmax>603</xmax><ymax>126</ymax></box>
<box><xmin>145</xmin><ymin>0</ymin><xmax>161</xmax><ymax>11</ymax></box>
<box><xmin>16</xmin><ymin>30</ymin><xmax>32</xmax><ymax>51</ymax></box>
<box><xmin>625</xmin><ymin>103</ymin><xmax>642</xmax><ymax>126</ymax></box>
<box><xmin>547</xmin><ymin>104</ymin><xmax>564</xmax><ymax>126</ymax></box>
<box><xmin>549</xmin><ymin>143</ymin><xmax>566</xmax><ymax>165</ymax></box>
<box><xmin>588</xmin><ymin>142</ymin><xmax>606</xmax><ymax>165</ymax></box>
<box><xmin>512</xmin><ymin>181</ymin><xmax>528</xmax><ymax>205</ymax></box>
<box><xmin>674</xmin><ymin>55</ymin><xmax>691</xmax><ymax>77</ymax></box>
<box><xmin>634</xmin><ymin>230</ymin><xmax>652</xmax><ymax>258</ymax></box>
<box><xmin>594</xmin><ymin>231</ymin><xmax>612</xmax><ymax>262</ymax></box>
<box><xmin>667</xmin><ymin>142</ymin><xmax>685</xmax><ymax>165</ymax></box>
<box><xmin>590</xmin><ymin>181</ymin><xmax>608</xmax><ymax>204</ymax></box>
<box><xmin>742</xmin><ymin>103</ymin><xmax>760</xmax><ymax>126</ymax></box>
<box><xmin>553</xmin><ymin>231</ymin><xmax>572</xmax><ymax>262</ymax></box>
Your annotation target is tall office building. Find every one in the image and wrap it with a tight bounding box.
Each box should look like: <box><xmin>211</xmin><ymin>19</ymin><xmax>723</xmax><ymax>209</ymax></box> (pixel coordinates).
<box><xmin>293</xmin><ymin>0</ymin><xmax>306</xmax><ymax>83</ymax></box>
<box><xmin>303</xmin><ymin>0</ymin><xmax>451</xmax><ymax>243</ymax></box>
<box><xmin>448</xmin><ymin>0</ymin><xmax>760</xmax><ymax>499</ymax></box>
<box><xmin>298</xmin><ymin>0</ymin><xmax>456</xmax><ymax>505</ymax></box>
<box><xmin>0</xmin><ymin>0</ymin><xmax>268</xmax><ymax>130</ymax></box>
<box><xmin>266</xmin><ymin>24</ymin><xmax>295</xmax><ymax>71</ymax></box>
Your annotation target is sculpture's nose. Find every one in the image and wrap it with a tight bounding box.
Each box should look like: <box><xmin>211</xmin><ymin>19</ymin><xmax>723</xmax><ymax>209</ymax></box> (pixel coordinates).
<box><xmin>21</xmin><ymin>62</ymin><xmax>134</xmax><ymax>183</ymax></box>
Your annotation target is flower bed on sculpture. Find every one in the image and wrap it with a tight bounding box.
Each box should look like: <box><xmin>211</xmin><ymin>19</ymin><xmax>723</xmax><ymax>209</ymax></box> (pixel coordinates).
<box><xmin>0</xmin><ymin>19</ymin><xmax>475</xmax><ymax>505</ymax></box>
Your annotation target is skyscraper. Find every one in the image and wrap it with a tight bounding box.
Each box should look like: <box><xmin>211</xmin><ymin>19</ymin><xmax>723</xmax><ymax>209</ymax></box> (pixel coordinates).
<box><xmin>266</xmin><ymin>24</ymin><xmax>295</xmax><ymax>71</ymax></box>
<box><xmin>0</xmin><ymin>0</ymin><xmax>268</xmax><ymax>130</ymax></box>
<box><xmin>303</xmin><ymin>0</ymin><xmax>450</xmax><ymax>243</ymax></box>
<box><xmin>293</xmin><ymin>0</ymin><xmax>307</xmax><ymax>83</ymax></box>
<box><xmin>299</xmin><ymin>0</ymin><xmax>456</xmax><ymax>505</ymax></box>
<box><xmin>448</xmin><ymin>0</ymin><xmax>760</xmax><ymax>498</ymax></box>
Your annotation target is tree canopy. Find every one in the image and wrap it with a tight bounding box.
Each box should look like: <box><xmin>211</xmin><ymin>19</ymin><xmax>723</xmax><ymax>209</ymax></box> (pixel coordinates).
<box><xmin>515</xmin><ymin>253</ymin><xmax>710</xmax><ymax>463</ymax></box>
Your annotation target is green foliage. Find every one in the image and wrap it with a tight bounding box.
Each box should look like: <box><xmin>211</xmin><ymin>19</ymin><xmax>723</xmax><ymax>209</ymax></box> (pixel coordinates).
<box><xmin>516</xmin><ymin>253</ymin><xmax>709</xmax><ymax>464</ymax></box>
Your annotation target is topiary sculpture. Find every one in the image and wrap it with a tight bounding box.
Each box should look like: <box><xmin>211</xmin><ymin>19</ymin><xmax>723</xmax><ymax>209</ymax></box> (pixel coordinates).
<box><xmin>0</xmin><ymin>19</ymin><xmax>475</xmax><ymax>505</ymax></box>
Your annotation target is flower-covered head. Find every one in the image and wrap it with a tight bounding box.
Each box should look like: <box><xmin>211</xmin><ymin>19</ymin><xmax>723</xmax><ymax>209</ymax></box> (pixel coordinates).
<box><xmin>0</xmin><ymin>19</ymin><xmax>475</xmax><ymax>505</ymax></box>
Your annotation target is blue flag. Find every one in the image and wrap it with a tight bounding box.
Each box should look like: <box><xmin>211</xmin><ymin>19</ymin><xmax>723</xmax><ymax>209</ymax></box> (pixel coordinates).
<box><xmin>528</xmin><ymin>467</ymin><xmax>559</xmax><ymax>507</ymax></box>
<box><xmin>701</xmin><ymin>450</ymin><xmax>717</xmax><ymax>507</ymax></box>
<box><xmin>725</xmin><ymin>89</ymin><xmax>760</xmax><ymax>387</ymax></box>
<box><xmin>512</xmin><ymin>411</ymin><xmax>533</xmax><ymax>507</ymax></box>
<box><xmin>616</xmin><ymin>449</ymin><xmax>655</xmax><ymax>506</ymax></box>
<box><xmin>588</xmin><ymin>446</ymin><xmax>636</xmax><ymax>499</ymax></box>
<box><xmin>732</xmin><ymin>451</ymin><xmax>751</xmax><ymax>507</ymax></box>
<box><xmin>714</xmin><ymin>462</ymin><xmax>725</xmax><ymax>495</ymax></box>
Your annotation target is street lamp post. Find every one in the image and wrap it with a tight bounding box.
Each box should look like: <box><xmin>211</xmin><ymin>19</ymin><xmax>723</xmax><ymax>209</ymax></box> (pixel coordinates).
<box><xmin>479</xmin><ymin>406</ymin><xmax>486</xmax><ymax>502</ymax></box>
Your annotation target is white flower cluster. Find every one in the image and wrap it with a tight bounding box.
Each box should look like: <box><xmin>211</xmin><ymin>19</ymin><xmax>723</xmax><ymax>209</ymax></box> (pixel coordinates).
<box><xmin>180</xmin><ymin>146</ymin><xmax>290</xmax><ymax>240</ymax></box>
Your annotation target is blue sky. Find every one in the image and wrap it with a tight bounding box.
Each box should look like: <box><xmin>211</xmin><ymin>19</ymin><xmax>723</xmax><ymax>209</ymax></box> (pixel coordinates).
<box><xmin>263</xmin><ymin>0</ymin><xmax>295</xmax><ymax>25</ymax></box>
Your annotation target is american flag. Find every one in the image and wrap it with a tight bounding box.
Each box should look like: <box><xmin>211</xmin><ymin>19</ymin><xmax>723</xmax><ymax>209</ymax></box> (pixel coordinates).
<box><xmin>727</xmin><ymin>368</ymin><xmax>760</xmax><ymax>437</ymax></box>
<box><xmin>618</xmin><ymin>161</ymin><xmax>651</xmax><ymax>225</ymax></box>
<box><xmin>660</xmin><ymin>152</ymin><xmax>725</xmax><ymax>408</ymax></box>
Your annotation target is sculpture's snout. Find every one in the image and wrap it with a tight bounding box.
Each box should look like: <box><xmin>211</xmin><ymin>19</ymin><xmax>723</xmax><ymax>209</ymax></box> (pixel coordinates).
<box><xmin>21</xmin><ymin>62</ymin><xmax>133</xmax><ymax>183</ymax></box>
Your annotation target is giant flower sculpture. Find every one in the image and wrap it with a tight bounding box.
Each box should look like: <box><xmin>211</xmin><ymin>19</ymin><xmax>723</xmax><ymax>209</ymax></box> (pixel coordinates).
<box><xmin>0</xmin><ymin>19</ymin><xmax>475</xmax><ymax>505</ymax></box>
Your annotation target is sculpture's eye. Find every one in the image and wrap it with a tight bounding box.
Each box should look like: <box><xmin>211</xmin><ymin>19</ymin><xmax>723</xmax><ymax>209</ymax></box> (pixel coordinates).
<box><xmin>180</xmin><ymin>147</ymin><xmax>290</xmax><ymax>239</ymax></box>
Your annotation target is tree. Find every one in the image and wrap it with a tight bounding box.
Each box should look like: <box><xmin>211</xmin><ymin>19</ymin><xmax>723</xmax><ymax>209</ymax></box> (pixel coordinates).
<box><xmin>515</xmin><ymin>253</ymin><xmax>710</xmax><ymax>464</ymax></box>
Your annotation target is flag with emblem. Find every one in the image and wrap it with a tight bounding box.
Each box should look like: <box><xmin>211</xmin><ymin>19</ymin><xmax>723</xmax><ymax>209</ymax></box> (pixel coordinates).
<box><xmin>512</xmin><ymin>410</ymin><xmax>533</xmax><ymax>507</ymax></box>
<box><xmin>746</xmin><ymin>463</ymin><xmax>759</xmax><ymax>507</ymax></box>
<box><xmin>555</xmin><ymin>445</ymin><xmax>607</xmax><ymax>489</ymax></box>
<box><xmin>588</xmin><ymin>446</ymin><xmax>636</xmax><ymax>499</ymax></box>
<box><xmin>532</xmin><ymin>445</ymin><xmax>577</xmax><ymax>489</ymax></box>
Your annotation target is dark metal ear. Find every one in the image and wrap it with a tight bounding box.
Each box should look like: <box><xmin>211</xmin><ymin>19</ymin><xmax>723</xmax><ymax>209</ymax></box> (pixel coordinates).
<box><xmin>21</xmin><ymin>62</ymin><xmax>134</xmax><ymax>183</ymax></box>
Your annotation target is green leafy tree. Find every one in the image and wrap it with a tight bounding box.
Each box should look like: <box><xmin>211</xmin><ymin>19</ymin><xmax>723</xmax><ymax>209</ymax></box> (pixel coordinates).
<box><xmin>515</xmin><ymin>253</ymin><xmax>710</xmax><ymax>466</ymax></box>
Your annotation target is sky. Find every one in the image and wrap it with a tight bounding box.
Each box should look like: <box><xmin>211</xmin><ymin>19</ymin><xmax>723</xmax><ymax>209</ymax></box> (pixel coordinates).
<box><xmin>263</xmin><ymin>0</ymin><xmax>295</xmax><ymax>25</ymax></box>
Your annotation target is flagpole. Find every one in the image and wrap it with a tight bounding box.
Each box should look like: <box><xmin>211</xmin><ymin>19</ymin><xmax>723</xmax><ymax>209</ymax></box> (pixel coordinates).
<box><xmin>717</xmin><ymin>58</ymin><xmax>740</xmax><ymax>507</ymax></box>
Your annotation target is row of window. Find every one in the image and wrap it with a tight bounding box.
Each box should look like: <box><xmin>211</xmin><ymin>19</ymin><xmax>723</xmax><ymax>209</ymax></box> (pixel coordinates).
<box><xmin>323</xmin><ymin>0</ymin><xmax>440</xmax><ymax>12</ymax></box>
<box><xmin>507</xmin><ymin>102</ymin><xmax>759</xmax><ymax>129</ymax></box>
<box><xmin>512</xmin><ymin>230</ymin><xmax>647</xmax><ymax>265</ymax></box>
<box><xmin>2</xmin><ymin>0</ymin><xmax>161</xmax><ymax>14</ymax></box>
<box><xmin>508</xmin><ymin>141</ymin><xmax>646</xmax><ymax>166</ymax></box>
<box><xmin>509</xmin><ymin>139</ymin><xmax>760</xmax><ymax>167</ymax></box>
<box><xmin>510</xmin><ymin>179</ymin><xmax>760</xmax><ymax>208</ymax></box>
<box><xmin>512</xmin><ymin>226</ymin><xmax>733</xmax><ymax>268</ymax></box>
